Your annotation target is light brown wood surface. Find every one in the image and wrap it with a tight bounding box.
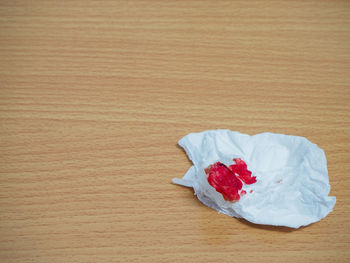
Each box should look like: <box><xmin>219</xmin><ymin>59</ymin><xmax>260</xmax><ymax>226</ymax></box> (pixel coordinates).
<box><xmin>1</xmin><ymin>1</ymin><xmax>349</xmax><ymax>262</ymax></box>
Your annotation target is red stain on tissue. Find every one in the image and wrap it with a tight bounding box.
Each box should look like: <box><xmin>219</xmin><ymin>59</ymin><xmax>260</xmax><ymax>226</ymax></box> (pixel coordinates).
<box><xmin>205</xmin><ymin>158</ymin><xmax>256</xmax><ymax>202</ymax></box>
<box><xmin>206</xmin><ymin>162</ymin><xmax>243</xmax><ymax>201</ymax></box>
<box><xmin>240</xmin><ymin>190</ymin><xmax>247</xmax><ymax>197</ymax></box>
<box><xmin>229</xmin><ymin>158</ymin><xmax>257</xmax><ymax>185</ymax></box>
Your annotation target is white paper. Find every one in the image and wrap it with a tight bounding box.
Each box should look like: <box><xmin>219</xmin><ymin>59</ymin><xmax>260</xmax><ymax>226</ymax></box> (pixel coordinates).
<box><xmin>173</xmin><ymin>129</ymin><xmax>336</xmax><ymax>228</ymax></box>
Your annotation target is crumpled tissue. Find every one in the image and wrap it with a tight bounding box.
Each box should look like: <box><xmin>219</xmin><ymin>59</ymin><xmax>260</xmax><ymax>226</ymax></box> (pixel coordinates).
<box><xmin>173</xmin><ymin>129</ymin><xmax>336</xmax><ymax>228</ymax></box>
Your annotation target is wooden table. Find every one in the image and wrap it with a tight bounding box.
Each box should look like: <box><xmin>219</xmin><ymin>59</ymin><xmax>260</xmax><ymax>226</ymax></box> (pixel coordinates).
<box><xmin>1</xmin><ymin>1</ymin><xmax>349</xmax><ymax>262</ymax></box>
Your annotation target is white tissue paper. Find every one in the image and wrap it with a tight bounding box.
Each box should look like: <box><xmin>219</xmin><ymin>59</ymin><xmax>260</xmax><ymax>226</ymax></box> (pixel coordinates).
<box><xmin>173</xmin><ymin>129</ymin><xmax>336</xmax><ymax>228</ymax></box>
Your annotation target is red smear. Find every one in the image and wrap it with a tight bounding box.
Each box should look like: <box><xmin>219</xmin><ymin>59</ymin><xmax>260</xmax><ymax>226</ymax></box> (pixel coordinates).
<box><xmin>229</xmin><ymin>158</ymin><xmax>257</xmax><ymax>185</ymax></box>
<box><xmin>276</xmin><ymin>179</ymin><xmax>282</xmax><ymax>183</ymax></box>
<box><xmin>206</xmin><ymin>162</ymin><xmax>242</xmax><ymax>201</ymax></box>
<box><xmin>249</xmin><ymin>190</ymin><xmax>253</xmax><ymax>193</ymax></box>
<box><xmin>205</xmin><ymin>158</ymin><xmax>256</xmax><ymax>202</ymax></box>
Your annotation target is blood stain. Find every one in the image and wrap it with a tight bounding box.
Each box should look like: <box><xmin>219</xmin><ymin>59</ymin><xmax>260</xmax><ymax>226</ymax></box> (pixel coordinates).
<box><xmin>205</xmin><ymin>158</ymin><xmax>256</xmax><ymax>202</ymax></box>
<box><xmin>240</xmin><ymin>190</ymin><xmax>247</xmax><ymax>197</ymax></box>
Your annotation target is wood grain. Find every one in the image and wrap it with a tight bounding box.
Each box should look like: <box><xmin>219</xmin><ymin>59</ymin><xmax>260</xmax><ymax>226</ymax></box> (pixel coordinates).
<box><xmin>0</xmin><ymin>1</ymin><xmax>349</xmax><ymax>262</ymax></box>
